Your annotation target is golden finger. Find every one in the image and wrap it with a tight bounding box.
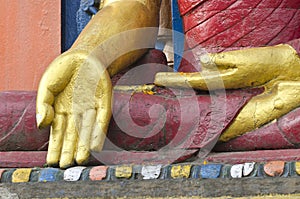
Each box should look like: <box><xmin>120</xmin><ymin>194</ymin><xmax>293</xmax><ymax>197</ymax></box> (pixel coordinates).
<box><xmin>59</xmin><ymin>115</ymin><xmax>79</xmax><ymax>169</ymax></box>
<box><xmin>75</xmin><ymin>109</ymin><xmax>97</xmax><ymax>165</ymax></box>
<box><xmin>36</xmin><ymin>89</ymin><xmax>55</xmax><ymax>128</ymax></box>
<box><xmin>90</xmin><ymin>72</ymin><xmax>112</xmax><ymax>152</ymax></box>
<box><xmin>154</xmin><ymin>69</ymin><xmax>239</xmax><ymax>90</ymax></box>
<box><xmin>46</xmin><ymin>114</ymin><xmax>66</xmax><ymax>166</ymax></box>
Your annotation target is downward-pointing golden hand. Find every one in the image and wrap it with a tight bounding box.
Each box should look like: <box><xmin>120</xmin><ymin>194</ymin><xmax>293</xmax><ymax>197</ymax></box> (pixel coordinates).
<box><xmin>36</xmin><ymin>0</ymin><xmax>160</xmax><ymax>168</ymax></box>
<box><xmin>37</xmin><ymin>50</ymin><xmax>112</xmax><ymax>168</ymax></box>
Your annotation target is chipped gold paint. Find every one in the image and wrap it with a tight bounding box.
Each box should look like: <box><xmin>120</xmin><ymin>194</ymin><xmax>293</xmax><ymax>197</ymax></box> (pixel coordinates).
<box><xmin>113</xmin><ymin>84</ymin><xmax>155</xmax><ymax>93</ymax></box>
<box><xmin>143</xmin><ymin>90</ymin><xmax>155</xmax><ymax>95</ymax></box>
<box><xmin>295</xmin><ymin>162</ymin><xmax>300</xmax><ymax>175</ymax></box>
<box><xmin>115</xmin><ymin>166</ymin><xmax>133</xmax><ymax>178</ymax></box>
<box><xmin>37</xmin><ymin>0</ymin><xmax>161</xmax><ymax>168</ymax></box>
<box><xmin>171</xmin><ymin>165</ymin><xmax>191</xmax><ymax>179</ymax></box>
<box><xmin>155</xmin><ymin>44</ymin><xmax>300</xmax><ymax>141</ymax></box>
<box><xmin>12</xmin><ymin>169</ymin><xmax>32</xmax><ymax>183</ymax></box>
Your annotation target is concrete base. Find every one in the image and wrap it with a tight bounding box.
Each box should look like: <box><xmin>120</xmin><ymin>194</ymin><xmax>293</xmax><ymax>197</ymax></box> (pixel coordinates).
<box><xmin>1</xmin><ymin>178</ymin><xmax>300</xmax><ymax>198</ymax></box>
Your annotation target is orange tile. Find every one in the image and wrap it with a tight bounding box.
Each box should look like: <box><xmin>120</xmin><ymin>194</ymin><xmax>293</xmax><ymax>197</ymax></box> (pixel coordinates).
<box><xmin>264</xmin><ymin>161</ymin><xmax>285</xmax><ymax>177</ymax></box>
<box><xmin>0</xmin><ymin>169</ymin><xmax>5</xmax><ymax>181</ymax></box>
<box><xmin>89</xmin><ymin>166</ymin><xmax>108</xmax><ymax>181</ymax></box>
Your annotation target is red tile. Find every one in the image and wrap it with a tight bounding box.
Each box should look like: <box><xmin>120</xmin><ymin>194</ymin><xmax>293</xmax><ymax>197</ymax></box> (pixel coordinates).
<box><xmin>264</xmin><ymin>161</ymin><xmax>285</xmax><ymax>177</ymax></box>
<box><xmin>89</xmin><ymin>166</ymin><xmax>108</xmax><ymax>181</ymax></box>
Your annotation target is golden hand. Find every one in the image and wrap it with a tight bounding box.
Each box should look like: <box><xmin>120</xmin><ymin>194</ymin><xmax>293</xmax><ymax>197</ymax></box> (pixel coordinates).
<box><xmin>37</xmin><ymin>0</ymin><xmax>160</xmax><ymax>168</ymax></box>
<box><xmin>37</xmin><ymin>50</ymin><xmax>112</xmax><ymax>168</ymax></box>
<box><xmin>155</xmin><ymin>44</ymin><xmax>300</xmax><ymax>142</ymax></box>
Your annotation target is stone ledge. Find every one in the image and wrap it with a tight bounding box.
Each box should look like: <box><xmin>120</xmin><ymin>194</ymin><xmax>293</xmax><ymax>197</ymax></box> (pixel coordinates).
<box><xmin>1</xmin><ymin>178</ymin><xmax>300</xmax><ymax>198</ymax></box>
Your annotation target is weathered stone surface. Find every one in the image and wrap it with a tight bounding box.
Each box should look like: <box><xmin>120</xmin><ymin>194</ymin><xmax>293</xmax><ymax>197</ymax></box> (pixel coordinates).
<box><xmin>2</xmin><ymin>178</ymin><xmax>300</xmax><ymax>198</ymax></box>
<box><xmin>207</xmin><ymin>149</ymin><xmax>300</xmax><ymax>164</ymax></box>
<box><xmin>278</xmin><ymin>108</ymin><xmax>300</xmax><ymax>144</ymax></box>
<box><xmin>0</xmin><ymin>187</ymin><xmax>19</xmax><ymax>199</ymax></box>
<box><xmin>91</xmin><ymin>149</ymin><xmax>198</xmax><ymax>165</ymax></box>
<box><xmin>0</xmin><ymin>91</ymin><xmax>49</xmax><ymax>151</ymax></box>
<box><xmin>0</xmin><ymin>151</ymin><xmax>46</xmax><ymax>168</ymax></box>
<box><xmin>0</xmin><ymin>88</ymin><xmax>260</xmax><ymax>152</ymax></box>
<box><xmin>107</xmin><ymin>88</ymin><xmax>261</xmax><ymax>151</ymax></box>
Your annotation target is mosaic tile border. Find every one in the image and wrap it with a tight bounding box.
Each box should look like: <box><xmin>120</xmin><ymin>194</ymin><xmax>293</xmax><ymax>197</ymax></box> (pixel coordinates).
<box><xmin>0</xmin><ymin>161</ymin><xmax>299</xmax><ymax>183</ymax></box>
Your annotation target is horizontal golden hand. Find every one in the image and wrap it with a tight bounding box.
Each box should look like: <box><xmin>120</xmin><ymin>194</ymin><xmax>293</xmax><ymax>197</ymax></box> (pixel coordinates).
<box><xmin>155</xmin><ymin>44</ymin><xmax>300</xmax><ymax>142</ymax></box>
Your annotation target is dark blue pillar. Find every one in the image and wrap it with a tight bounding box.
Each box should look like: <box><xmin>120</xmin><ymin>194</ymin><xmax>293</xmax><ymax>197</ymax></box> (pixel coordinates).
<box><xmin>171</xmin><ymin>0</ymin><xmax>184</xmax><ymax>71</ymax></box>
<box><xmin>61</xmin><ymin>0</ymin><xmax>81</xmax><ymax>52</ymax></box>
<box><xmin>62</xmin><ymin>0</ymin><xmax>99</xmax><ymax>52</ymax></box>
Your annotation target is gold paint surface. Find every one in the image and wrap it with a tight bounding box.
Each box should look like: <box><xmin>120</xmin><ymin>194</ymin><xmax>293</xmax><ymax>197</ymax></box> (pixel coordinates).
<box><xmin>171</xmin><ymin>165</ymin><xmax>191</xmax><ymax>179</ymax></box>
<box><xmin>115</xmin><ymin>166</ymin><xmax>133</xmax><ymax>178</ymax></box>
<box><xmin>295</xmin><ymin>162</ymin><xmax>300</xmax><ymax>175</ymax></box>
<box><xmin>37</xmin><ymin>0</ymin><xmax>161</xmax><ymax>168</ymax></box>
<box><xmin>12</xmin><ymin>169</ymin><xmax>32</xmax><ymax>183</ymax></box>
<box><xmin>155</xmin><ymin>44</ymin><xmax>300</xmax><ymax>141</ymax></box>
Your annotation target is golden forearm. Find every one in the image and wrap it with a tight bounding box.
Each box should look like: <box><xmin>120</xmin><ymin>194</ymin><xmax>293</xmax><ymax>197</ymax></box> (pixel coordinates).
<box><xmin>72</xmin><ymin>0</ymin><xmax>160</xmax><ymax>76</ymax></box>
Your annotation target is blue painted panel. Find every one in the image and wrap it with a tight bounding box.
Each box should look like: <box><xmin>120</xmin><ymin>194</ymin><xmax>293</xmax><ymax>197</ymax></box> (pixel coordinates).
<box><xmin>61</xmin><ymin>0</ymin><xmax>81</xmax><ymax>52</ymax></box>
<box><xmin>171</xmin><ymin>0</ymin><xmax>184</xmax><ymax>71</ymax></box>
<box><xmin>62</xmin><ymin>0</ymin><xmax>99</xmax><ymax>52</ymax></box>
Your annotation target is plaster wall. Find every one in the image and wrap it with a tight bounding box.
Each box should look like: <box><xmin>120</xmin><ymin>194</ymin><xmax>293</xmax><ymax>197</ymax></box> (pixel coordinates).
<box><xmin>0</xmin><ymin>0</ymin><xmax>61</xmax><ymax>91</ymax></box>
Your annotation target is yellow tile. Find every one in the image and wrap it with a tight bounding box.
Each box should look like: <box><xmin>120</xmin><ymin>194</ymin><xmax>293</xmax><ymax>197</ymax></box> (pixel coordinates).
<box><xmin>115</xmin><ymin>166</ymin><xmax>132</xmax><ymax>178</ymax></box>
<box><xmin>295</xmin><ymin>162</ymin><xmax>300</xmax><ymax>175</ymax></box>
<box><xmin>171</xmin><ymin>165</ymin><xmax>191</xmax><ymax>179</ymax></box>
<box><xmin>12</xmin><ymin>168</ymin><xmax>32</xmax><ymax>183</ymax></box>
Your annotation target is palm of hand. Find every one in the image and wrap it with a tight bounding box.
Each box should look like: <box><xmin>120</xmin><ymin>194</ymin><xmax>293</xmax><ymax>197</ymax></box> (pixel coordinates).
<box><xmin>37</xmin><ymin>52</ymin><xmax>112</xmax><ymax>168</ymax></box>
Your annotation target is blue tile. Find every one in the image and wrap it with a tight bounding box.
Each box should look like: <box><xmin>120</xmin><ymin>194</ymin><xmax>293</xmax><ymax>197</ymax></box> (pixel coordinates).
<box><xmin>200</xmin><ymin>164</ymin><xmax>222</xmax><ymax>179</ymax></box>
<box><xmin>38</xmin><ymin>168</ymin><xmax>60</xmax><ymax>182</ymax></box>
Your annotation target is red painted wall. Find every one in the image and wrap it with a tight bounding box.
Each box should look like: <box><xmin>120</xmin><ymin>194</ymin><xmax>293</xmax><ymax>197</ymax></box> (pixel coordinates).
<box><xmin>0</xmin><ymin>0</ymin><xmax>61</xmax><ymax>91</ymax></box>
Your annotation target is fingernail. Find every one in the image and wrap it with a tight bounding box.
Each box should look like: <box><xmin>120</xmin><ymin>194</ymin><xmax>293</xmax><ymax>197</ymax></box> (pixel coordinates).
<box><xmin>36</xmin><ymin>113</ymin><xmax>43</xmax><ymax>127</ymax></box>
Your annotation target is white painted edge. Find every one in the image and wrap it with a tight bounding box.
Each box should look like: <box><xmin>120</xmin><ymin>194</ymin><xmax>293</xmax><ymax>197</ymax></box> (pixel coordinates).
<box><xmin>243</xmin><ymin>162</ymin><xmax>255</xmax><ymax>177</ymax></box>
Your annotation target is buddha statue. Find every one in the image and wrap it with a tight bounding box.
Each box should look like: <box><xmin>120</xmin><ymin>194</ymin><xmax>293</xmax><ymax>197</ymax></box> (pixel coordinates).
<box><xmin>1</xmin><ymin>0</ymin><xmax>300</xmax><ymax>168</ymax></box>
